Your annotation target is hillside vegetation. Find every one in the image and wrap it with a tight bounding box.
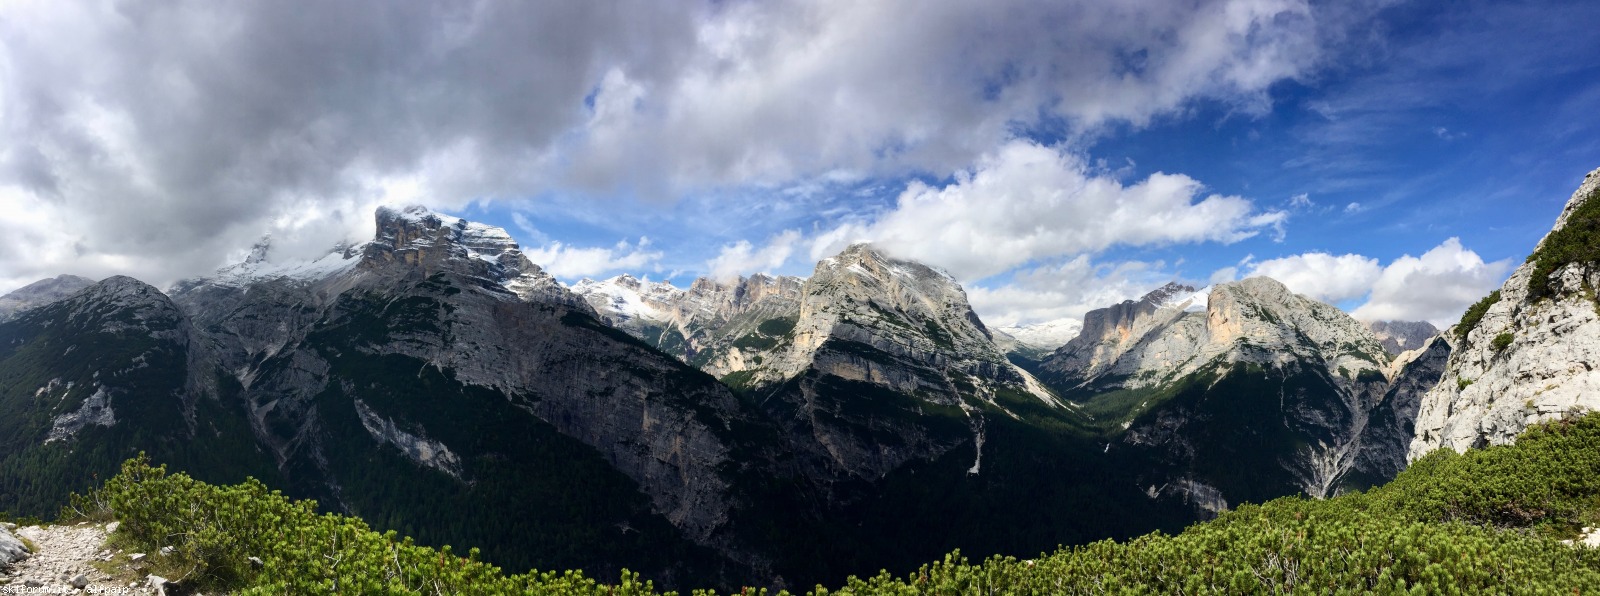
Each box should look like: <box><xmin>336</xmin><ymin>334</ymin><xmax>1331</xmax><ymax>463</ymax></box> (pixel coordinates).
<box><xmin>60</xmin><ymin>414</ymin><xmax>1600</xmax><ymax>594</ymax></box>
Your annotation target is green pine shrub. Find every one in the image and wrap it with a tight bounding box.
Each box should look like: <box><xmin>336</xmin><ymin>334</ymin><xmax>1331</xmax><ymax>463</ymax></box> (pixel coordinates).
<box><xmin>1455</xmin><ymin>290</ymin><xmax>1501</xmax><ymax>342</ymax></box>
<box><xmin>1528</xmin><ymin>186</ymin><xmax>1600</xmax><ymax>299</ymax></box>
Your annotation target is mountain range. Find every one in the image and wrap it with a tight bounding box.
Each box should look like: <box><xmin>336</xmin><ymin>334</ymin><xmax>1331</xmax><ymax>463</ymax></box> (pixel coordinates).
<box><xmin>10</xmin><ymin>166</ymin><xmax>1599</xmax><ymax>589</ymax></box>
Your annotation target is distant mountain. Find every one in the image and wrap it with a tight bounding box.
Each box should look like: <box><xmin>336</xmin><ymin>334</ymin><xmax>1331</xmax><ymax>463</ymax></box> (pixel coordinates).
<box><xmin>570</xmin><ymin>272</ymin><xmax>804</xmax><ymax>372</ymax></box>
<box><xmin>1</xmin><ymin>203</ymin><xmax>1484</xmax><ymax>590</ymax></box>
<box><xmin>1411</xmin><ymin>167</ymin><xmax>1600</xmax><ymax>459</ymax></box>
<box><xmin>993</xmin><ymin>318</ymin><xmax>1083</xmax><ymax>361</ymax></box>
<box><xmin>0</xmin><ymin>274</ymin><xmax>96</xmax><ymax>322</ymax></box>
<box><xmin>1032</xmin><ymin>277</ymin><xmax>1446</xmax><ymax>503</ymax></box>
<box><xmin>1366</xmin><ymin>320</ymin><xmax>1440</xmax><ymax>354</ymax></box>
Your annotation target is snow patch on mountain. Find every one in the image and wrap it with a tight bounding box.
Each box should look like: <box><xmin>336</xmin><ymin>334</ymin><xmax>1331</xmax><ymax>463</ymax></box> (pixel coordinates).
<box><xmin>203</xmin><ymin>237</ymin><xmax>364</xmax><ymax>289</ymax></box>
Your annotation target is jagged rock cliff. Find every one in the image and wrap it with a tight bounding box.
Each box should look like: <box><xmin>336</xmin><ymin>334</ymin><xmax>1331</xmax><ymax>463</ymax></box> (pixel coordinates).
<box><xmin>1410</xmin><ymin>168</ymin><xmax>1600</xmax><ymax>460</ymax></box>
<box><xmin>180</xmin><ymin>207</ymin><xmax>749</xmax><ymax>552</ymax></box>
<box><xmin>1036</xmin><ymin>277</ymin><xmax>1436</xmax><ymax>503</ymax></box>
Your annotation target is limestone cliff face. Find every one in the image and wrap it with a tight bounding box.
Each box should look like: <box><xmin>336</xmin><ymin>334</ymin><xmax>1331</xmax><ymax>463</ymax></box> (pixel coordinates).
<box><xmin>362</xmin><ymin>205</ymin><xmax>591</xmax><ymax>310</ymax></box>
<box><xmin>1039</xmin><ymin>277</ymin><xmax>1434</xmax><ymax>501</ymax></box>
<box><xmin>1044</xmin><ymin>278</ymin><xmax>1390</xmax><ymax>394</ymax></box>
<box><xmin>1355</xmin><ymin>335</ymin><xmax>1451</xmax><ymax>482</ymax></box>
<box><xmin>170</xmin><ymin>206</ymin><xmax>748</xmax><ymax>547</ymax></box>
<box><xmin>743</xmin><ymin>244</ymin><xmax>1045</xmax><ymax>398</ymax></box>
<box><xmin>1041</xmin><ymin>282</ymin><xmax>1204</xmax><ymax>390</ymax></box>
<box><xmin>1410</xmin><ymin>168</ymin><xmax>1600</xmax><ymax>460</ymax></box>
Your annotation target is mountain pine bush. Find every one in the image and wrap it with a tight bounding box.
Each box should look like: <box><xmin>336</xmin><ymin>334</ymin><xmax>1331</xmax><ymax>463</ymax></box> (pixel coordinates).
<box><xmin>1528</xmin><ymin>185</ymin><xmax>1600</xmax><ymax>299</ymax></box>
<box><xmin>67</xmin><ymin>413</ymin><xmax>1600</xmax><ymax>594</ymax></box>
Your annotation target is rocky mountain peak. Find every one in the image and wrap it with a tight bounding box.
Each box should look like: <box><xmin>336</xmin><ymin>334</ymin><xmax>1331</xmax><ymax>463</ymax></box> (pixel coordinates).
<box><xmin>243</xmin><ymin>235</ymin><xmax>273</xmax><ymax>266</ymax></box>
<box><xmin>0</xmin><ymin>274</ymin><xmax>97</xmax><ymax>322</ymax></box>
<box><xmin>1411</xmin><ymin>167</ymin><xmax>1600</xmax><ymax>460</ymax></box>
<box><xmin>361</xmin><ymin>205</ymin><xmax>586</xmax><ymax>309</ymax></box>
<box><xmin>1144</xmin><ymin>281</ymin><xmax>1199</xmax><ymax>306</ymax></box>
<box><xmin>726</xmin><ymin>243</ymin><xmax>1053</xmax><ymax>407</ymax></box>
<box><xmin>53</xmin><ymin>276</ymin><xmax>190</xmax><ymax>344</ymax></box>
<box><xmin>1044</xmin><ymin>276</ymin><xmax>1390</xmax><ymax>395</ymax></box>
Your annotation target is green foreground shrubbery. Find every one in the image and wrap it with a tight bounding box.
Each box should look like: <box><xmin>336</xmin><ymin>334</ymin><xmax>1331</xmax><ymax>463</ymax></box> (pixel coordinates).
<box><xmin>66</xmin><ymin>415</ymin><xmax>1600</xmax><ymax>594</ymax></box>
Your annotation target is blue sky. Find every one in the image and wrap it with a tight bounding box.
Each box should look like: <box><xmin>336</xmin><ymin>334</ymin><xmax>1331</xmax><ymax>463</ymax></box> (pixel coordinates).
<box><xmin>1</xmin><ymin>0</ymin><xmax>1596</xmax><ymax>328</ymax></box>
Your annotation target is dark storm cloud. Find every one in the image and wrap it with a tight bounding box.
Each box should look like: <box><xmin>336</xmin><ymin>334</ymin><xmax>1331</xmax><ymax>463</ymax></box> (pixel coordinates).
<box><xmin>0</xmin><ymin>0</ymin><xmax>700</xmax><ymax>287</ymax></box>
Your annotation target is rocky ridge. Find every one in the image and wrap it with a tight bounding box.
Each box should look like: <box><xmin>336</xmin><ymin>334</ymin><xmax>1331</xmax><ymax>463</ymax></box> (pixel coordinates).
<box><xmin>186</xmin><ymin>206</ymin><xmax>743</xmax><ymax>545</ymax></box>
<box><xmin>1037</xmin><ymin>277</ymin><xmax>1441</xmax><ymax>501</ymax></box>
<box><xmin>1410</xmin><ymin>168</ymin><xmax>1600</xmax><ymax>459</ymax></box>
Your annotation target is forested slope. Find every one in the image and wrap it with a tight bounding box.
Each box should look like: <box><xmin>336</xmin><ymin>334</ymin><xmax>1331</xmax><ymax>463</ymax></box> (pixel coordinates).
<box><xmin>55</xmin><ymin>413</ymin><xmax>1600</xmax><ymax>594</ymax></box>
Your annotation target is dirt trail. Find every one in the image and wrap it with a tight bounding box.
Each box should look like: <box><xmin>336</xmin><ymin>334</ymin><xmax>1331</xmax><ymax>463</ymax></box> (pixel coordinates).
<box><xmin>0</xmin><ymin>523</ymin><xmax>156</xmax><ymax>595</ymax></box>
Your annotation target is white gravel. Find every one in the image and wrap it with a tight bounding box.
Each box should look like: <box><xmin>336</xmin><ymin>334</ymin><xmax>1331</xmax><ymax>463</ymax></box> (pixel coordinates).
<box><xmin>0</xmin><ymin>522</ymin><xmax>154</xmax><ymax>595</ymax></box>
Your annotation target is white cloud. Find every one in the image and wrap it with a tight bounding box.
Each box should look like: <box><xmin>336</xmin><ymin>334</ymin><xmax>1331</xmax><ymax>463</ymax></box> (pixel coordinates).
<box><xmin>1289</xmin><ymin>193</ymin><xmax>1313</xmax><ymax>208</ymax></box>
<box><xmin>965</xmin><ymin>257</ymin><xmax>1172</xmax><ymax>328</ymax></box>
<box><xmin>563</xmin><ymin>0</ymin><xmax>1330</xmax><ymax>194</ymax></box>
<box><xmin>1247</xmin><ymin>252</ymin><xmax>1383</xmax><ymax>303</ymax></box>
<box><xmin>0</xmin><ymin>0</ymin><xmax>1364</xmax><ymax>288</ymax></box>
<box><xmin>1344</xmin><ymin>202</ymin><xmax>1364</xmax><ymax>213</ymax></box>
<box><xmin>804</xmin><ymin>140</ymin><xmax>1285</xmax><ymax>280</ymax></box>
<box><xmin>1232</xmin><ymin>239</ymin><xmax>1511</xmax><ymax>326</ymax></box>
<box><xmin>1352</xmin><ymin>237</ymin><xmax>1511</xmax><ymax>326</ymax></box>
<box><xmin>706</xmin><ymin>230</ymin><xmax>802</xmax><ymax>281</ymax></box>
<box><xmin>525</xmin><ymin>238</ymin><xmax>663</xmax><ymax>279</ymax></box>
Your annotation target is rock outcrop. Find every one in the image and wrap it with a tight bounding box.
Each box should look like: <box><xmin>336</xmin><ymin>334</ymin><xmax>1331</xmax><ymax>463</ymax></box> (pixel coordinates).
<box><xmin>1410</xmin><ymin>168</ymin><xmax>1600</xmax><ymax>460</ymax></box>
<box><xmin>0</xmin><ymin>523</ymin><xmax>27</xmax><ymax>567</ymax></box>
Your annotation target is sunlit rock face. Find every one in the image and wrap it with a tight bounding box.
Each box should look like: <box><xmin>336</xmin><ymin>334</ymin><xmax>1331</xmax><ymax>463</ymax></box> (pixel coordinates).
<box><xmin>1411</xmin><ymin>168</ymin><xmax>1600</xmax><ymax>461</ymax></box>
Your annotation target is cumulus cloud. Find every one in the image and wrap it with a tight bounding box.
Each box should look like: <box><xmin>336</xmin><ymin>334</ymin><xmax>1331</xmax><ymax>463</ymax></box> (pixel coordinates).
<box><xmin>807</xmin><ymin>141</ymin><xmax>1286</xmax><ymax>280</ymax></box>
<box><xmin>1246</xmin><ymin>252</ymin><xmax>1383</xmax><ymax>303</ymax></box>
<box><xmin>707</xmin><ymin>230</ymin><xmax>802</xmax><ymax>281</ymax></box>
<box><xmin>965</xmin><ymin>257</ymin><xmax>1174</xmax><ymax>328</ymax></box>
<box><xmin>525</xmin><ymin>238</ymin><xmax>663</xmax><ymax>279</ymax></box>
<box><xmin>0</xmin><ymin>0</ymin><xmax>1348</xmax><ymax>291</ymax></box>
<box><xmin>1352</xmin><ymin>238</ymin><xmax>1512</xmax><ymax>326</ymax></box>
<box><xmin>1233</xmin><ymin>239</ymin><xmax>1511</xmax><ymax>326</ymax></box>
